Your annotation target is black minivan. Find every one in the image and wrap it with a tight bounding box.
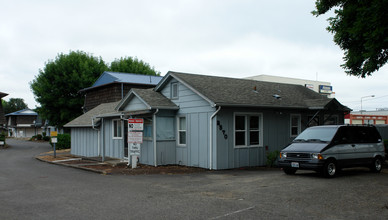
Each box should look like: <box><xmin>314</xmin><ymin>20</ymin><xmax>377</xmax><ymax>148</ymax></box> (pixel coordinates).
<box><xmin>278</xmin><ymin>125</ymin><xmax>385</xmax><ymax>177</ymax></box>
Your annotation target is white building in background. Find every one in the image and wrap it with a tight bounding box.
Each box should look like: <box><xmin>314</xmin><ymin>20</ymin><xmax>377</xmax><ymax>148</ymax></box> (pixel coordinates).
<box><xmin>246</xmin><ymin>75</ymin><xmax>334</xmax><ymax>98</ymax></box>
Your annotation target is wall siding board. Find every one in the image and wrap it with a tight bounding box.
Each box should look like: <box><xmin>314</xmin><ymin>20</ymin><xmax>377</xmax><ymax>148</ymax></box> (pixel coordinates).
<box><xmin>159</xmin><ymin>79</ymin><xmax>215</xmax><ymax>168</ymax></box>
<box><xmin>156</xmin><ymin>141</ymin><xmax>176</xmax><ymax>165</ymax></box>
<box><xmin>70</xmin><ymin>128</ymin><xmax>99</xmax><ymax>157</ymax></box>
<box><xmin>103</xmin><ymin>119</ymin><xmax>124</xmax><ymax>159</ymax></box>
<box><xmin>124</xmin><ymin>96</ymin><xmax>148</xmax><ymax>111</ymax></box>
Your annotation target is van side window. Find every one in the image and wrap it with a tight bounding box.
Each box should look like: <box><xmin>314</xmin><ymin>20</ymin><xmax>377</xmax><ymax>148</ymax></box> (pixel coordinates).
<box><xmin>333</xmin><ymin>127</ymin><xmax>350</xmax><ymax>144</ymax></box>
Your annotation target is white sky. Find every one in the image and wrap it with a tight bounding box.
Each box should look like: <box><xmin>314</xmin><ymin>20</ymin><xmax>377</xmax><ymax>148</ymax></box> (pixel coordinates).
<box><xmin>1</xmin><ymin>0</ymin><xmax>387</xmax><ymax>111</ymax></box>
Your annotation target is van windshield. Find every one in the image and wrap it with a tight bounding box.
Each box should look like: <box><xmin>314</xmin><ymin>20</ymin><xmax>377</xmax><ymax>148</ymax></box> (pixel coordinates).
<box><xmin>293</xmin><ymin>127</ymin><xmax>338</xmax><ymax>143</ymax></box>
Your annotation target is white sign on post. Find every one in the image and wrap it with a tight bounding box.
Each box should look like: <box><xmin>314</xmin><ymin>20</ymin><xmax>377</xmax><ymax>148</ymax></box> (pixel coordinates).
<box><xmin>127</xmin><ymin>118</ymin><xmax>144</xmax><ymax>168</ymax></box>
<box><xmin>128</xmin><ymin>119</ymin><xmax>144</xmax><ymax>131</ymax></box>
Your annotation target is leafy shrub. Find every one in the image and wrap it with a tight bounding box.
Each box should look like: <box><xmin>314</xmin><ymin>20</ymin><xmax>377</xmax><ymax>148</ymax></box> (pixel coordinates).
<box><xmin>0</xmin><ymin>132</ymin><xmax>6</xmax><ymax>141</ymax></box>
<box><xmin>266</xmin><ymin>150</ymin><xmax>280</xmax><ymax>167</ymax></box>
<box><xmin>43</xmin><ymin>136</ymin><xmax>50</xmax><ymax>141</ymax></box>
<box><xmin>36</xmin><ymin>134</ymin><xmax>43</xmax><ymax>140</ymax></box>
<box><xmin>50</xmin><ymin>133</ymin><xmax>71</xmax><ymax>150</ymax></box>
<box><xmin>42</xmin><ymin>132</ymin><xmax>47</xmax><ymax>137</ymax></box>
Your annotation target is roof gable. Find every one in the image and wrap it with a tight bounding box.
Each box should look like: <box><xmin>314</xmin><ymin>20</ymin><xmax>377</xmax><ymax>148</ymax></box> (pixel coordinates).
<box><xmin>116</xmin><ymin>88</ymin><xmax>178</xmax><ymax>111</ymax></box>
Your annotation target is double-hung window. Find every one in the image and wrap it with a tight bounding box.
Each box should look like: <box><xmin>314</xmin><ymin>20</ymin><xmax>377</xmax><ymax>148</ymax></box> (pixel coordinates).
<box><xmin>234</xmin><ymin>113</ymin><xmax>262</xmax><ymax>148</ymax></box>
<box><xmin>113</xmin><ymin>119</ymin><xmax>123</xmax><ymax>139</ymax></box>
<box><xmin>290</xmin><ymin>114</ymin><xmax>301</xmax><ymax>137</ymax></box>
<box><xmin>178</xmin><ymin>116</ymin><xmax>186</xmax><ymax>146</ymax></box>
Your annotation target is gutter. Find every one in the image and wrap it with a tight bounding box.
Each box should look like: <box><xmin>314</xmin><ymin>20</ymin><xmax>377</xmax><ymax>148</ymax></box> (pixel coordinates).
<box><xmin>209</xmin><ymin>106</ymin><xmax>221</xmax><ymax>170</ymax></box>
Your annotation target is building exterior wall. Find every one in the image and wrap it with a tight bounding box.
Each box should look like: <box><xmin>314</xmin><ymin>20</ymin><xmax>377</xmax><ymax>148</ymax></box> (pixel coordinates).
<box><xmin>9</xmin><ymin>127</ymin><xmax>42</xmax><ymax>138</ymax></box>
<box><xmin>159</xmin><ymin>78</ymin><xmax>215</xmax><ymax>168</ymax></box>
<box><xmin>70</xmin><ymin>128</ymin><xmax>99</xmax><ymax>157</ymax></box>
<box><xmin>346</xmin><ymin>114</ymin><xmax>388</xmax><ymax>125</ymax></box>
<box><xmin>102</xmin><ymin>118</ymin><xmax>125</xmax><ymax>159</ymax></box>
<box><xmin>214</xmin><ymin>108</ymin><xmax>345</xmax><ymax>169</ymax></box>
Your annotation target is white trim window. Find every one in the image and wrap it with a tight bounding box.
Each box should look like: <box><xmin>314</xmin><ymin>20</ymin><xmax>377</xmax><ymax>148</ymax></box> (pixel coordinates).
<box><xmin>177</xmin><ymin>116</ymin><xmax>186</xmax><ymax>146</ymax></box>
<box><xmin>234</xmin><ymin>113</ymin><xmax>263</xmax><ymax>148</ymax></box>
<box><xmin>290</xmin><ymin>114</ymin><xmax>301</xmax><ymax>137</ymax></box>
<box><xmin>112</xmin><ymin>119</ymin><xmax>123</xmax><ymax>139</ymax></box>
<box><xmin>171</xmin><ymin>82</ymin><xmax>178</xmax><ymax>99</ymax></box>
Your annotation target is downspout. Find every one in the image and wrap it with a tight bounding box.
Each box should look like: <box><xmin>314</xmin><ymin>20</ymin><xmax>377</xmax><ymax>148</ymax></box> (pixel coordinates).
<box><xmin>153</xmin><ymin>109</ymin><xmax>159</xmax><ymax>167</ymax></box>
<box><xmin>120</xmin><ymin>113</ymin><xmax>127</xmax><ymax>161</ymax></box>
<box><xmin>209</xmin><ymin>106</ymin><xmax>221</xmax><ymax>170</ymax></box>
<box><xmin>92</xmin><ymin>117</ymin><xmax>100</xmax><ymax>157</ymax></box>
<box><xmin>101</xmin><ymin>118</ymin><xmax>105</xmax><ymax>162</ymax></box>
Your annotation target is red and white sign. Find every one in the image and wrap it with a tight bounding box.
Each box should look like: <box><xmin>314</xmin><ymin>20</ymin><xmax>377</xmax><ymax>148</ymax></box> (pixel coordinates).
<box><xmin>128</xmin><ymin>132</ymin><xmax>143</xmax><ymax>143</ymax></box>
<box><xmin>128</xmin><ymin>118</ymin><xmax>144</xmax><ymax>131</ymax></box>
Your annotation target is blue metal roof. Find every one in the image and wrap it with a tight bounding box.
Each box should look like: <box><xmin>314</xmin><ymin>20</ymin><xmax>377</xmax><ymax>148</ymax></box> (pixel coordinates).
<box><xmin>5</xmin><ymin>109</ymin><xmax>38</xmax><ymax>116</ymax></box>
<box><xmin>91</xmin><ymin>71</ymin><xmax>162</xmax><ymax>88</ymax></box>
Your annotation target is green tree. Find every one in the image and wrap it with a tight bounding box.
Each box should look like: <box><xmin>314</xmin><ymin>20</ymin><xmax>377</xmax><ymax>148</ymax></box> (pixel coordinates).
<box><xmin>313</xmin><ymin>0</ymin><xmax>388</xmax><ymax>77</ymax></box>
<box><xmin>109</xmin><ymin>57</ymin><xmax>160</xmax><ymax>76</ymax></box>
<box><xmin>30</xmin><ymin>51</ymin><xmax>108</xmax><ymax>127</ymax></box>
<box><xmin>2</xmin><ymin>98</ymin><xmax>28</xmax><ymax>114</ymax></box>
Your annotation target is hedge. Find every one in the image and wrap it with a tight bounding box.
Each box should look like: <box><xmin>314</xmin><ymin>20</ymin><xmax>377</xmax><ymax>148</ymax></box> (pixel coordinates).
<box><xmin>50</xmin><ymin>133</ymin><xmax>71</xmax><ymax>150</ymax></box>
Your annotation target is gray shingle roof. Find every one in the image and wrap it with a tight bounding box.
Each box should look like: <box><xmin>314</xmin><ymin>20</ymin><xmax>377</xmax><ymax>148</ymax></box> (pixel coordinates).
<box><xmin>132</xmin><ymin>88</ymin><xmax>179</xmax><ymax>109</ymax></box>
<box><xmin>166</xmin><ymin>71</ymin><xmax>349</xmax><ymax>110</ymax></box>
<box><xmin>64</xmin><ymin>101</ymin><xmax>120</xmax><ymax>127</ymax></box>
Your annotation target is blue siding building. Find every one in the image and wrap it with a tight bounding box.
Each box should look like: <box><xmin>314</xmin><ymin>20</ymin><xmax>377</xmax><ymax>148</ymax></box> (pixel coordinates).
<box><xmin>65</xmin><ymin>71</ymin><xmax>350</xmax><ymax>170</ymax></box>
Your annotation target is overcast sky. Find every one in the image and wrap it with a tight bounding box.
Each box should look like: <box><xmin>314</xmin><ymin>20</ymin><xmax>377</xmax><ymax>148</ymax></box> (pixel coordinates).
<box><xmin>1</xmin><ymin>0</ymin><xmax>387</xmax><ymax>112</ymax></box>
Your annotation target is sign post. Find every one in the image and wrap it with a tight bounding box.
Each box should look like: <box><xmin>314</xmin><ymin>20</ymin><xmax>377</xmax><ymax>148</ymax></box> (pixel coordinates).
<box><xmin>127</xmin><ymin>119</ymin><xmax>143</xmax><ymax>168</ymax></box>
<box><xmin>50</xmin><ymin>131</ymin><xmax>58</xmax><ymax>158</ymax></box>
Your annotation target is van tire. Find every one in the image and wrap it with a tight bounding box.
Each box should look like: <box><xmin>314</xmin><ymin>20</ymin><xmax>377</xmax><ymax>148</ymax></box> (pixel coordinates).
<box><xmin>370</xmin><ymin>157</ymin><xmax>382</xmax><ymax>173</ymax></box>
<box><xmin>323</xmin><ymin>160</ymin><xmax>337</xmax><ymax>178</ymax></box>
<box><xmin>283</xmin><ymin>168</ymin><xmax>297</xmax><ymax>175</ymax></box>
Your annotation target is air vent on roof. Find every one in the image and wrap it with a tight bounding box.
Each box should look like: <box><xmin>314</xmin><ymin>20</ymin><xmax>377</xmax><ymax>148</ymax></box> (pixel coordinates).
<box><xmin>253</xmin><ymin>86</ymin><xmax>259</xmax><ymax>94</ymax></box>
<box><xmin>273</xmin><ymin>94</ymin><xmax>281</xmax><ymax>99</ymax></box>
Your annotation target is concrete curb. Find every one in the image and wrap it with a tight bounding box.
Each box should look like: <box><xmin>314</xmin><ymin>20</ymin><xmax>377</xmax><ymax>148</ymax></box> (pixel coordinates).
<box><xmin>35</xmin><ymin>157</ymin><xmax>109</xmax><ymax>175</ymax></box>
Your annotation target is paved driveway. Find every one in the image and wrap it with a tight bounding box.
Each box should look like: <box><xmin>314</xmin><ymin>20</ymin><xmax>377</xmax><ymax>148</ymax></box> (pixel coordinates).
<box><xmin>1</xmin><ymin>139</ymin><xmax>388</xmax><ymax>220</ymax></box>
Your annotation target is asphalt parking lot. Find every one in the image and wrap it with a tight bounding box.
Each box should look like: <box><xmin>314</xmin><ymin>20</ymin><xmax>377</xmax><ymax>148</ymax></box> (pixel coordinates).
<box><xmin>1</xmin><ymin>139</ymin><xmax>388</xmax><ymax>219</ymax></box>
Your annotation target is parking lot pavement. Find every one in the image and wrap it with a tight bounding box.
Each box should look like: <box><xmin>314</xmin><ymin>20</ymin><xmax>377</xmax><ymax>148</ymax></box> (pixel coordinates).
<box><xmin>1</xmin><ymin>138</ymin><xmax>388</xmax><ymax>219</ymax></box>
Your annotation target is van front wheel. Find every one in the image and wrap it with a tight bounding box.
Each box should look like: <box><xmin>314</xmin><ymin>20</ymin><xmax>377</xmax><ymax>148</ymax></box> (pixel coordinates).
<box><xmin>323</xmin><ymin>160</ymin><xmax>337</xmax><ymax>178</ymax></box>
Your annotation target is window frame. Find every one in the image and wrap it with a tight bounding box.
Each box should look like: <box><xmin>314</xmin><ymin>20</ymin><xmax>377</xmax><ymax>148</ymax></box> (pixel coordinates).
<box><xmin>171</xmin><ymin>82</ymin><xmax>179</xmax><ymax>99</ymax></box>
<box><xmin>143</xmin><ymin>118</ymin><xmax>153</xmax><ymax>141</ymax></box>
<box><xmin>290</xmin><ymin>114</ymin><xmax>301</xmax><ymax>137</ymax></box>
<box><xmin>234</xmin><ymin>113</ymin><xmax>263</xmax><ymax>148</ymax></box>
<box><xmin>177</xmin><ymin>116</ymin><xmax>187</xmax><ymax>147</ymax></box>
<box><xmin>112</xmin><ymin>119</ymin><xmax>123</xmax><ymax>139</ymax></box>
